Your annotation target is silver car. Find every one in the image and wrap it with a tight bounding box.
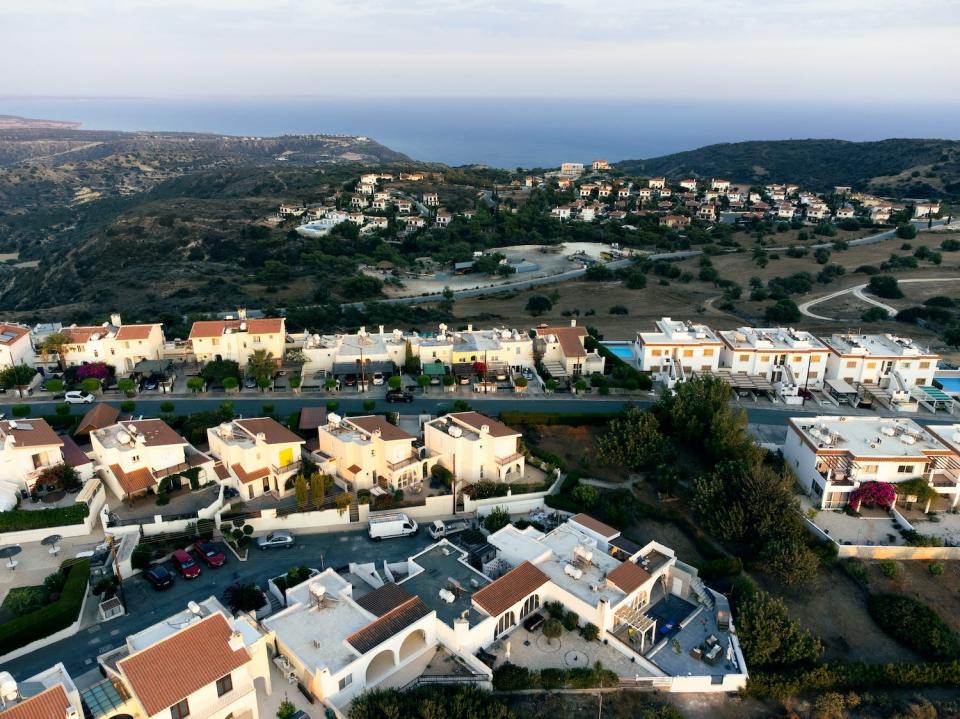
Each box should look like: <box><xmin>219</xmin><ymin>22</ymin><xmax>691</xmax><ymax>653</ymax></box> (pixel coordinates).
<box><xmin>256</xmin><ymin>531</ymin><xmax>295</xmax><ymax>550</ymax></box>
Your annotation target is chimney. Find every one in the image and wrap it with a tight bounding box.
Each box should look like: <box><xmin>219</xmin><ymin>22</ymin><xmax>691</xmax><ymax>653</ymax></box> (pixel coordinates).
<box><xmin>570</xmin><ymin>318</ymin><xmax>577</xmax><ymax>327</ymax></box>
<box><xmin>228</xmin><ymin>630</ymin><xmax>245</xmax><ymax>652</ymax></box>
<box><xmin>237</xmin><ymin>308</ymin><xmax>248</xmax><ymax>320</ymax></box>
<box><xmin>110</xmin><ymin>313</ymin><xmax>122</xmax><ymax>327</ymax></box>
<box><xmin>467</xmin><ymin>324</ymin><xmax>473</xmax><ymax>332</ymax></box>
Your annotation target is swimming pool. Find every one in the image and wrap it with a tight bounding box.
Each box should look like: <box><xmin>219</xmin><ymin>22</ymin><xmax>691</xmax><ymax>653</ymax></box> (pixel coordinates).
<box><xmin>936</xmin><ymin>377</ymin><xmax>960</xmax><ymax>393</ymax></box>
<box><xmin>602</xmin><ymin>342</ymin><xmax>636</xmax><ymax>361</ymax></box>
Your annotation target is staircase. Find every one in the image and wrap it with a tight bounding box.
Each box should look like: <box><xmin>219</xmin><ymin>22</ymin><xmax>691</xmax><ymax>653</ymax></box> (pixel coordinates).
<box><xmin>689</xmin><ymin>576</ymin><xmax>714</xmax><ymax>611</ymax></box>
<box><xmin>266</xmin><ymin>590</ymin><xmax>285</xmax><ymax>615</ymax></box>
<box><xmin>348</xmin><ymin>492</ymin><xmax>360</xmax><ymax>523</ymax></box>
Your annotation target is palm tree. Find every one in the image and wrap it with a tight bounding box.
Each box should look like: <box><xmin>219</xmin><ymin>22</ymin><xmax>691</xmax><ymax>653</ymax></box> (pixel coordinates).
<box><xmin>223</xmin><ymin>582</ymin><xmax>266</xmax><ymax>613</ymax></box>
<box><xmin>247</xmin><ymin>349</ymin><xmax>275</xmax><ymax>385</ymax></box>
<box><xmin>40</xmin><ymin>332</ymin><xmax>72</xmax><ymax>371</ymax></box>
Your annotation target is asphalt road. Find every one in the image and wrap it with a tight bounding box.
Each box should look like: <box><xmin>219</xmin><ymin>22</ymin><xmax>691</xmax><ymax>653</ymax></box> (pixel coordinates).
<box><xmin>0</xmin><ymin>530</ymin><xmax>435</xmax><ymax>681</ymax></box>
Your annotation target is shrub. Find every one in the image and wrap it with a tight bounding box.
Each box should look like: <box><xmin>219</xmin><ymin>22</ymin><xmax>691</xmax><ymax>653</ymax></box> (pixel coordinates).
<box><xmin>571</xmin><ymin>484</ymin><xmax>599</xmax><ymax>508</ymax></box>
<box><xmin>362</xmin><ymin>399</ymin><xmax>376</xmax><ymax>411</ymax></box>
<box><xmin>929</xmin><ymin>561</ymin><xmax>945</xmax><ymax>576</ymax></box>
<box><xmin>483</xmin><ymin>506</ymin><xmax>510</xmax><ymax>533</ymax></box>
<box><xmin>120</xmin><ymin>400</ymin><xmax>135</xmax><ymax>413</ymax></box>
<box><xmin>492</xmin><ymin>662</ymin><xmax>532</xmax><ymax>690</ymax></box>
<box><xmin>11</xmin><ymin>404</ymin><xmax>30</xmax><ymax>418</ymax></box>
<box><xmin>545</xmin><ymin>600</ymin><xmax>565</xmax><ymax>620</ymax></box>
<box><xmin>580</xmin><ymin>622</ymin><xmax>599</xmax><ymax>641</ymax></box>
<box><xmin>867</xmin><ymin>593</ymin><xmax>959</xmax><ymax>660</ymax></box>
<box><xmin>0</xmin><ymin>505</ymin><xmax>89</xmax><ymax>532</ymax></box>
<box><xmin>880</xmin><ymin>560</ymin><xmax>899</xmax><ymax>579</ymax></box>
<box><xmin>0</xmin><ymin>559</ymin><xmax>90</xmax><ymax>655</ymax></box>
<box><xmin>896</xmin><ymin>223</ymin><xmax>918</xmax><ymax>239</ymax></box>
<box><xmin>867</xmin><ymin>275</ymin><xmax>903</xmax><ymax>299</ymax></box>
<box><xmin>840</xmin><ymin>558</ymin><xmax>868</xmax><ymax>585</ymax></box>
<box><xmin>562</xmin><ymin>610</ymin><xmax>579</xmax><ymax>631</ymax></box>
<box><xmin>697</xmin><ymin>556</ymin><xmax>743</xmax><ymax>580</ymax></box>
<box><xmin>543</xmin><ymin>618</ymin><xmax>563</xmax><ymax>645</ymax></box>
<box><xmin>55</xmin><ymin>403</ymin><xmax>71</xmax><ymax>416</ymax></box>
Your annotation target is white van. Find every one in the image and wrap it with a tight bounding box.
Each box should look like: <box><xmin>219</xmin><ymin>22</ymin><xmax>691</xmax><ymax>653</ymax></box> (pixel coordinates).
<box><xmin>368</xmin><ymin>512</ymin><xmax>418</xmax><ymax>541</ymax></box>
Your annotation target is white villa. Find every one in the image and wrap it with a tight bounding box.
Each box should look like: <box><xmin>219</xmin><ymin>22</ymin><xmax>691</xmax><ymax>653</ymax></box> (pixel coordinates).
<box><xmin>635</xmin><ymin>318</ymin><xmax>722</xmax><ymax>386</ymax></box>
<box><xmin>717</xmin><ymin>327</ymin><xmax>830</xmax><ymax>401</ymax></box>
<box><xmin>423</xmin><ymin>411</ymin><xmax>524</xmax><ymax>484</ymax></box>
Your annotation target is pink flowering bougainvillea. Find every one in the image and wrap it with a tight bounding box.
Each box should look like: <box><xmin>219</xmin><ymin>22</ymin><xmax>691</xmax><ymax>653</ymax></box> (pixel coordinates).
<box><xmin>76</xmin><ymin>362</ymin><xmax>110</xmax><ymax>381</ymax></box>
<box><xmin>849</xmin><ymin>481</ymin><xmax>897</xmax><ymax>510</ymax></box>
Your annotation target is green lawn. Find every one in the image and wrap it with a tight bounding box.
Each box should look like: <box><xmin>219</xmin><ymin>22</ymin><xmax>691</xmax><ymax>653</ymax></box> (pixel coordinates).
<box><xmin>0</xmin><ymin>585</ymin><xmax>48</xmax><ymax>624</ymax></box>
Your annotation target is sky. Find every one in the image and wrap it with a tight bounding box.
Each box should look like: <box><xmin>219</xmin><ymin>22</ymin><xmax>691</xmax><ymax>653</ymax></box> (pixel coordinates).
<box><xmin>1</xmin><ymin>0</ymin><xmax>958</xmax><ymax>100</ymax></box>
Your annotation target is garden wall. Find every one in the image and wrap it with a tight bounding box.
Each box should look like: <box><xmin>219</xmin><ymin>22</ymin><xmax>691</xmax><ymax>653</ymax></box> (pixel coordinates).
<box><xmin>802</xmin><ymin>516</ymin><xmax>960</xmax><ymax>560</ymax></box>
<box><xmin>1</xmin><ymin>480</ymin><xmax>106</xmax><ymax>545</ymax></box>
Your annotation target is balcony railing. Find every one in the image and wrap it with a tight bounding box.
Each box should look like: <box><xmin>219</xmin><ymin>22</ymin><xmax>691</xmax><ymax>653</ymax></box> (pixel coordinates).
<box><xmin>271</xmin><ymin>460</ymin><xmax>302</xmax><ymax>476</ymax></box>
<box><xmin>387</xmin><ymin>453</ymin><xmax>420</xmax><ymax>472</ymax></box>
<box><xmin>495</xmin><ymin>452</ymin><xmax>524</xmax><ymax>466</ymax></box>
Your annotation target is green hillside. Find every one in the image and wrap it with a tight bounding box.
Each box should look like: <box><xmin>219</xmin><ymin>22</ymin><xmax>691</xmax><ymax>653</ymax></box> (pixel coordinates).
<box><xmin>615</xmin><ymin>139</ymin><xmax>960</xmax><ymax>198</ymax></box>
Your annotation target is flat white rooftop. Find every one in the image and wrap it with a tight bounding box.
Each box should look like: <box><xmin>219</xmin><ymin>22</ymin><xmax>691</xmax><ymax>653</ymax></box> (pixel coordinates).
<box><xmin>823</xmin><ymin>333</ymin><xmax>935</xmax><ymax>358</ymax></box>
<box><xmin>638</xmin><ymin>317</ymin><xmax>720</xmax><ymax>345</ymax></box>
<box><xmin>125</xmin><ymin>597</ymin><xmax>260</xmax><ymax>653</ymax></box>
<box><xmin>791</xmin><ymin>416</ymin><xmax>947</xmax><ymax>458</ymax></box>
<box><xmin>263</xmin><ymin>570</ymin><xmax>369</xmax><ymax>675</ymax></box>
<box><xmin>719</xmin><ymin>327</ymin><xmax>827</xmax><ymax>352</ymax></box>
<box><xmin>537</xmin><ymin>525</ymin><xmax>627</xmax><ymax>607</ymax></box>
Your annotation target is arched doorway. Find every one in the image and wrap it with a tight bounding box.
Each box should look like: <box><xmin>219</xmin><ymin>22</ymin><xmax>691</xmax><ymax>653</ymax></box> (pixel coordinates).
<box><xmin>398</xmin><ymin>629</ymin><xmax>427</xmax><ymax>662</ymax></box>
<box><xmin>365</xmin><ymin>649</ymin><xmax>396</xmax><ymax>685</ymax></box>
<box><xmin>495</xmin><ymin>611</ymin><xmax>516</xmax><ymax>639</ymax></box>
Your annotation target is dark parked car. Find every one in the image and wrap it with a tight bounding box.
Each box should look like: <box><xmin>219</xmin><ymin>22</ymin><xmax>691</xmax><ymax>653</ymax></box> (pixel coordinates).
<box><xmin>386</xmin><ymin>389</ymin><xmax>414</xmax><ymax>403</ymax></box>
<box><xmin>344</xmin><ymin>374</ymin><xmax>357</xmax><ymax>387</ymax></box>
<box><xmin>144</xmin><ymin>565</ymin><xmax>175</xmax><ymax>590</ymax></box>
<box><xmin>243</xmin><ymin>377</ymin><xmax>258</xmax><ymax>389</ymax></box>
<box><xmin>193</xmin><ymin>541</ymin><xmax>226</xmax><ymax>568</ymax></box>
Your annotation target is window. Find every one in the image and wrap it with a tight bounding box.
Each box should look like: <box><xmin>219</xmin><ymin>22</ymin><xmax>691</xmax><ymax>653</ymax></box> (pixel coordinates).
<box><xmin>682</xmin><ymin>349</ymin><xmax>693</xmax><ymax>358</ymax></box>
<box><xmin>861</xmin><ymin>465</ymin><xmax>879</xmax><ymax>475</ymax></box>
<box><xmin>793</xmin><ymin>355</ymin><xmax>803</xmax><ymax>363</ymax></box>
<box><xmin>920</xmin><ymin>361</ymin><xmax>931</xmax><ymax>369</ymax></box>
<box><xmin>495</xmin><ymin>611</ymin><xmax>517</xmax><ymax>638</ymax></box>
<box><xmin>216</xmin><ymin>674</ymin><xmax>233</xmax><ymax>697</ymax></box>
<box><xmin>651</xmin><ymin>349</ymin><xmax>661</xmax><ymax>357</ymax></box>
<box><xmin>866</xmin><ymin>362</ymin><xmax>877</xmax><ymax>369</ymax></box>
<box><xmin>808</xmin><ymin>371</ymin><xmax>819</xmax><ymax>378</ymax></box>
<box><xmin>846</xmin><ymin>361</ymin><xmax>857</xmax><ymax>368</ymax></box>
<box><xmin>901</xmin><ymin>362</ymin><xmax>911</xmax><ymax>369</ymax></box>
<box><xmin>759</xmin><ymin>355</ymin><xmax>770</xmax><ymax>362</ymax></box>
<box><xmin>171</xmin><ymin>700</ymin><xmax>190</xmax><ymax>719</ymax></box>
<box><xmin>338</xmin><ymin>674</ymin><xmax>353</xmax><ymax>690</ymax></box>
<box><xmin>703</xmin><ymin>348</ymin><xmax>714</xmax><ymax>357</ymax></box>
<box><xmin>130</xmin><ymin>455</ymin><xmax>139</xmax><ymax>462</ymax></box>
<box><xmin>739</xmin><ymin>354</ymin><xmax>749</xmax><ymax>362</ymax></box>
<box><xmin>897</xmin><ymin>465</ymin><xmax>915</xmax><ymax>474</ymax></box>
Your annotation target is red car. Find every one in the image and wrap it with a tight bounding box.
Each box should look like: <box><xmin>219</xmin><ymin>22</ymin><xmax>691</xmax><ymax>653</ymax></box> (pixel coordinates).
<box><xmin>193</xmin><ymin>541</ymin><xmax>226</xmax><ymax>568</ymax></box>
<box><xmin>171</xmin><ymin>549</ymin><xmax>201</xmax><ymax>579</ymax></box>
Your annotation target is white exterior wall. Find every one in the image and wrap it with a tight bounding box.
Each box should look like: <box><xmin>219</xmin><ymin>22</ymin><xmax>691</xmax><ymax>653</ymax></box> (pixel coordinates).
<box><xmin>192</xmin><ymin>331</ymin><xmax>286</xmax><ymax>367</ymax></box>
<box><xmin>0</xmin><ymin>438</ymin><xmax>65</xmax><ymax>492</ymax></box>
<box><xmin>62</xmin><ymin>326</ymin><xmax>165</xmax><ymax>374</ymax></box>
<box><xmin>424</xmin><ymin>425</ymin><xmax>523</xmax><ymax>483</ymax></box>
<box><xmin>637</xmin><ymin>342</ymin><xmax>722</xmax><ymax>373</ymax></box>
<box><xmin>719</xmin><ymin>347</ymin><xmax>829</xmax><ymax>388</ymax></box>
<box><xmin>206</xmin><ymin>431</ymin><xmax>303</xmax><ymax>500</ymax></box>
<box><xmin>0</xmin><ymin>333</ymin><xmax>34</xmax><ymax>369</ymax></box>
<box><xmin>141</xmin><ymin>665</ymin><xmax>260</xmax><ymax>719</ymax></box>
<box><xmin>824</xmin><ymin>353</ymin><xmax>937</xmax><ymax>387</ymax></box>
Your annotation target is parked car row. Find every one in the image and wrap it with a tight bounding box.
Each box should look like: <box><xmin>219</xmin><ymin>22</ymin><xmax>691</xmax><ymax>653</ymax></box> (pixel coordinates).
<box><xmin>142</xmin><ymin>541</ymin><xmax>227</xmax><ymax>591</ymax></box>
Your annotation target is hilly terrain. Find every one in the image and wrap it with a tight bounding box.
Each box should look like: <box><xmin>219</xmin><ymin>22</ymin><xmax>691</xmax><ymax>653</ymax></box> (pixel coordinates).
<box><xmin>616</xmin><ymin>138</ymin><xmax>960</xmax><ymax>199</ymax></box>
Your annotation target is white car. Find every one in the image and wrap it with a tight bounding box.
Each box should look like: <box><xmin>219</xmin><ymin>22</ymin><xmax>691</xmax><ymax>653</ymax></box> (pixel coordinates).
<box><xmin>64</xmin><ymin>391</ymin><xmax>95</xmax><ymax>404</ymax></box>
<box><xmin>372</xmin><ymin>372</ymin><xmax>384</xmax><ymax>386</ymax></box>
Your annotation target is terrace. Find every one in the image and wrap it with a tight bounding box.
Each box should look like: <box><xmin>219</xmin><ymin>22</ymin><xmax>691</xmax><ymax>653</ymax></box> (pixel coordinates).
<box><xmin>400</xmin><ymin>544</ymin><xmax>490</xmax><ymax>627</ymax></box>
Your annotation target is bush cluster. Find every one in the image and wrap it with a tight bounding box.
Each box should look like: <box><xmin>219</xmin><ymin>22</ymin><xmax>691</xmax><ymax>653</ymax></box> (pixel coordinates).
<box><xmin>492</xmin><ymin>662</ymin><xmax>619</xmax><ymax>691</ymax></box>
<box><xmin>867</xmin><ymin>593</ymin><xmax>959</xmax><ymax>661</ymax></box>
<box><xmin>0</xmin><ymin>504</ymin><xmax>89</xmax><ymax>532</ymax></box>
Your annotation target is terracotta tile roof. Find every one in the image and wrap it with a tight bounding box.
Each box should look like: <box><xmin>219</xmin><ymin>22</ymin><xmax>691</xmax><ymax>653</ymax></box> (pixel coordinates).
<box><xmin>213</xmin><ymin>463</ymin><xmax>231</xmax><ymax>481</ymax></box>
<box><xmin>114</xmin><ymin>324</ymin><xmax>159</xmax><ymax>341</ymax></box>
<box><xmin>119</xmin><ymin>420</ymin><xmax>185</xmax><ymax>447</ymax></box>
<box><xmin>347</xmin><ymin>415</ymin><xmax>415</xmax><ymax>442</ymax></box>
<box><xmin>346</xmin><ymin>596</ymin><xmax>431</xmax><ymax>653</ymax></box>
<box><xmin>536</xmin><ymin>326</ymin><xmax>587</xmax><ymax>358</ymax></box>
<box><xmin>606</xmin><ymin>560</ymin><xmax>652</xmax><ymax>594</ymax></box>
<box><xmin>61</xmin><ymin>326</ymin><xmax>102</xmax><ymax>344</ymax></box>
<box><xmin>0</xmin><ymin>419</ymin><xmax>63</xmax><ymax>449</ymax></box>
<box><xmin>0</xmin><ymin>684</ymin><xmax>71</xmax><ymax>719</ymax></box>
<box><xmin>346</xmin><ymin>464</ymin><xmax>362</xmax><ymax>475</ymax></box>
<box><xmin>231</xmin><ymin>463</ymin><xmax>269</xmax><ymax>484</ymax></box>
<box><xmin>188</xmin><ymin>317</ymin><xmax>284</xmax><ymax>339</ymax></box>
<box><xmin>472</xmin><ymin>561</ymin><xmax>549</xmax><ymax>617</ymax></box>
<box><xmin>448</xmin><ymin>411</ymin><xmax>519</xmax><ymax>439</ymax></box>
<box><xmin>77</xmin><ymin>403</ymin><xmax>119</xmax><ymax>435</ymax></box>
<box><xmin>0</xmin><ymin>323</ymin><xmax>30</xmax><ymax>345</ymax></box>
<box><xmin>60</xmin><ymin>434</ymin><xmax>91</xmax><ymax>468</ymax></box>
<box><xmin>298</xmin><ymin>406</ymin><xmax>327</xmax><ymax>431</ymax></box>
<box><xmin>569</xmin><ymin>514</ymin><xmax>619</xmax><ymax>540</ymax></box>
<box><xmin>119</xmin><ymin>613</ymin><xmax>250</xmax><ymax>717</ymax></box>
<box><xmin>356</xmin><ymin>582</ymin><xmax>416</xmax><ymax>617</ymax></box>
<box><xmin>110</xmin><ymin>464</ymin><xmax>155</xmax><ymax>495</ymax></box>
<box><xmin>235</xmin><ymin>418</ymin><xmax>303</xmax><ymax>445</ymax></box>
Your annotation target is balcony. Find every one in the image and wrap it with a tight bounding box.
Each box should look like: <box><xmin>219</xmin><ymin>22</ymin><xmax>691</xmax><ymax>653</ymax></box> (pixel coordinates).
<box><xmin>271</xmin><ymin>460</ymin><xmax>302</xmax><ymax>476</ymax></box>
<box><xmin>387</xmin><ymin>452</ymin><xmax>420</xmax><ymax>472</ymax></box>
<box><xmin>494</xmin><ymin>452</ymin><xmax>524</xmax><ymax>467</ymax></box>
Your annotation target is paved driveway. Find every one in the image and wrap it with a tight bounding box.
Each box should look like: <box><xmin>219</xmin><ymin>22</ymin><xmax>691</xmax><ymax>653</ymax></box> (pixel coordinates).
<box><xmin>1</xmin><ymin>529</ymin><xmax>433</xmax><ymax>680</ymax></box>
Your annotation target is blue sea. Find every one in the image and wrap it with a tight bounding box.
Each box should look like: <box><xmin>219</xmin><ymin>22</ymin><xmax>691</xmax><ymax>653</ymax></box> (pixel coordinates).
<box><xmin>2</xmin><ymin>96</ymin><xmax>959</xmax><ymax>168</ymax></box>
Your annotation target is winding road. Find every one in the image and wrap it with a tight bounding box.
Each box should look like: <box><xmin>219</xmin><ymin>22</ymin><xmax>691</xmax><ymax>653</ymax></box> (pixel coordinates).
<box><xmin>799</xmin><ymin>277</ymin><xmax>960</xmax><ymax>321</ymax></box>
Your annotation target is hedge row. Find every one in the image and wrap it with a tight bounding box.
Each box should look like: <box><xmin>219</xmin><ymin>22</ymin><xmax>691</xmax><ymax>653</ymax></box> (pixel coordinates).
<box><xmin>0</xmin><ymin>504</ymin><xmax>89</xmax><ymax>532</ymax></box>
<box><xmin>493</xmin><ymin>661</ymin><xmax>619</xmax><ymax>690</ymax></box>
<box><xmin>0</xmin><ymin>559</ymin><xmax>90</xmax><ymax>655</ymax></box>
<box><xmin>499</xmin><ymin>411</ymin><xmax>618</xmax><ymax>427</ymax></box>
<box><xmin>867</xmin><ymin>593</ymin><xmax>959</xmax><ymax>661</ymax></box>
<box><xmin>747</xmin><ymin>660</ymin><xmax>960</xmax><ymax>699</ymax></box>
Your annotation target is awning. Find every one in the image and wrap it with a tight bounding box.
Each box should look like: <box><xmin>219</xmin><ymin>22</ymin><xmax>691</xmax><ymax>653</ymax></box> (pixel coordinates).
<box><xmin>370</xmin><ymin>486</ymin><xmax>389</xmax><ymax>496</ymax></box>
<box><xmin>826</xmin><ymin>378</ymin><xmax>857</xmax><ymax>395</ymax></box>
